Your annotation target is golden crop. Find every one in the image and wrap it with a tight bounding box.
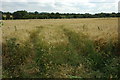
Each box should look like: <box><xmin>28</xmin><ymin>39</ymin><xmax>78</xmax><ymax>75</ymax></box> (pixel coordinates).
<box><xmin>2</xmin><ymin>18</ymin><xmax>119</xmax><ymax>78</ymax></box>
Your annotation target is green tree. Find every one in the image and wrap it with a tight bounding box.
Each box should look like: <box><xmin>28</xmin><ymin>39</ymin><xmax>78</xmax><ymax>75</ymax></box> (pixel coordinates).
<box><xmin>6</xmin><ymin>12</ymin><xmax>11</xmax><ymax>20</ymax></box>
<box><xmin>0</xmin><ymin>11</ymin><xmax>2</xmax><ymax>20</ymax></box>
<box><xmin>13</xmin><ymin>10</ymin><xmax>28</xmax><ymax>19</ymax></box>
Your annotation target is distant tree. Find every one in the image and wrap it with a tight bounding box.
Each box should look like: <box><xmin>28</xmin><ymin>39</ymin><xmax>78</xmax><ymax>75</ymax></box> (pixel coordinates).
<box><xmin>6</xmin><ymin>12</ymin><xmax>11</xmax><ymax>19</ymax></box>
<box><xmin>83</xmin><ymin>13</ymin><xmax>92</xmax><ymax>18</ymax></box>
<box><xmin>1</xmin><ymin>10</ymin><xmax>119</xmax><ymax>19</ymax></box>
<box><xmin>110</xmin><ymin>12</ymin><xmax>116</xmax><ymax>17</ymax></box>
<box><xmin>13</xmin><ymin>10</ymin><xmax>28</xmax><ymax>19</ymax></box>
<box><xmin>117</xmin><ymin>13</ymin><xmax>120</xmax><ymax>17</ymax></box>
<box><xmin>99</xmin><ymin>13</ymin><xmax>106</xmax><ymax>17</ymax></box>
<box><xmin>0</xmin><ymin>11</ymin><xmax>2</xmax><ymax>20</ymax></box>
<box><xmin>34</xmin><ymin>11</ymin><xmax>39</xmax><ymax>15</ymax></box>
<box><xmin>54</xmin><ymin>12</ymin><xmax>61</xmax><ymax>19</ymax></box>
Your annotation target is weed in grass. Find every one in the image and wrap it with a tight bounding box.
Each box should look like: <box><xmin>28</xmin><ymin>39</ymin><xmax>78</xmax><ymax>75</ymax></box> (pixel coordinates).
<box><xmin>82</xmin><ymin>24</ymin><xmax>88</xmax><ymax>31</ymax></box>
<box><xmin>2</xmin><ymin>38</ymin><xmax>31</xmax><ymax>78</ymax></box>
<box><xmin>62</xmin><ymin>28</ymin><xmax>119</xmax><ymax>78</ymax></box>
<box><xmin>14</xmin><ymin>26</ymin><xmax>17</xmax><ymax>31</ymax></box>
<box><xmin>97</xmin><ymin>26</ymin><xmax>103</xmax><ymax>31</ymax></box>
<box><xmin>0</xmin><ymin>21</ymin><xmax>3</xmax><ymax>27</ymax></box>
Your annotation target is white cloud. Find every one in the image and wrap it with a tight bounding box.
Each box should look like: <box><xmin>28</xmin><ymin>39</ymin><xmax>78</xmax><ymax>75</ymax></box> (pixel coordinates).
<box><xmin>0</xmin><ymin>0</ymin><xmax>2</xmax><ymax>11</ymax></box>
<box><xmin>2</xmin><ymin>0</ymin><xmax>119</xmax><ymax>2</ymax></box>
<box><xmin>1</xmin><ymin>0</ymin><xmax>120</xmax><ymax>13</ymax></box>
<box><xmin>1</xmin><ymin>0</ymin><xmax>27</xmax><ymax>2</ymax></box>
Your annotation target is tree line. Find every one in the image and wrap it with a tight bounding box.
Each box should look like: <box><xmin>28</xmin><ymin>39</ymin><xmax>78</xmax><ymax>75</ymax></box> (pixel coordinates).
<box><xmin>0</xmin><ymin>10</ymin><xmax>120</xmax><ymax>20</ymax></box>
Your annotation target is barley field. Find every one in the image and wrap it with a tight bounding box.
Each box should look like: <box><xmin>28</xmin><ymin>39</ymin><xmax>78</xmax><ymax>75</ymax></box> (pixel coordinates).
<box><xmin>2</xmin><ymin>18</ymin><xmax>119</xmax><ymax>78</ymax></box>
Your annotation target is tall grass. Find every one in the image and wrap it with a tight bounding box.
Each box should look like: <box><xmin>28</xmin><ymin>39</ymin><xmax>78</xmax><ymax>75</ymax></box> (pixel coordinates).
<box><xmin>2</xmin><ymin>38</ymin><xmax>31</xmax><ymax>77</ymax></box>
<box><xmin>2</xmin><ymin>26</ymin><xmax>119</xmax><ymax>78</ymax></box>
<box><xmin>62</xmin><ymin>28</ymin><xmax>119</xmax><ymax>78</ymax></box>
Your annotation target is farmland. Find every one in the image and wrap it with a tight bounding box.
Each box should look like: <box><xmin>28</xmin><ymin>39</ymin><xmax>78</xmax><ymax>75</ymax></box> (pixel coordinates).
<box><xmin>2</xmin><ymin>18</ymin><xmax>119</xmax><ymax>78</ymax></box>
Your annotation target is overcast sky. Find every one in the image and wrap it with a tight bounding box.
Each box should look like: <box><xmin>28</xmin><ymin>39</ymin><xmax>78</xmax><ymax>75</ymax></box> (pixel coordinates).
<box><xmin>1</xmin><ymin>0</ymin><xmax>120</xmax><ymax>14</ymax></box>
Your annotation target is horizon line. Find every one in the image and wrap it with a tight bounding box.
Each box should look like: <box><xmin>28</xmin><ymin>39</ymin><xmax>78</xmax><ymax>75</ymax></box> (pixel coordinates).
<box><xmin>0</xmin><ymin>10</ymin><xmax>118</xmax><ymax>14</ymax></box>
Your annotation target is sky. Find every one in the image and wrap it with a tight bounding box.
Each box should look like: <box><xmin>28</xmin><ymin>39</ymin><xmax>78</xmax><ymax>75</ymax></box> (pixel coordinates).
<box><xmin>1</xmin><ymin>0</ymin><xmax>120</xmax><ymax>14</ymax></box>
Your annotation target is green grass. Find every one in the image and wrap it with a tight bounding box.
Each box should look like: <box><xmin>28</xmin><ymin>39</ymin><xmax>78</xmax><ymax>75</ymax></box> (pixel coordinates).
<box><xmin>2</xmin><ymin>26</ymin><xmax>120</xmax><ymax>78</ymax></box>
<box><xmin>2</xmin><ymin>38</ymin><xmax>31</xmax><ymax>77</ymax></box>
<box><xmin>0</xmin><ymin>21</ymin><xmax>3</xmax><ymax>27</ymax></box>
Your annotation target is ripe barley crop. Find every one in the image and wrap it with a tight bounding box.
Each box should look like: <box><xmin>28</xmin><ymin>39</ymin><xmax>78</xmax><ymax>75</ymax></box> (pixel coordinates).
<box><xmin>2</xmin><ymin>18</ymin><xmax>119</xmax><ymax>78</ymax></box>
